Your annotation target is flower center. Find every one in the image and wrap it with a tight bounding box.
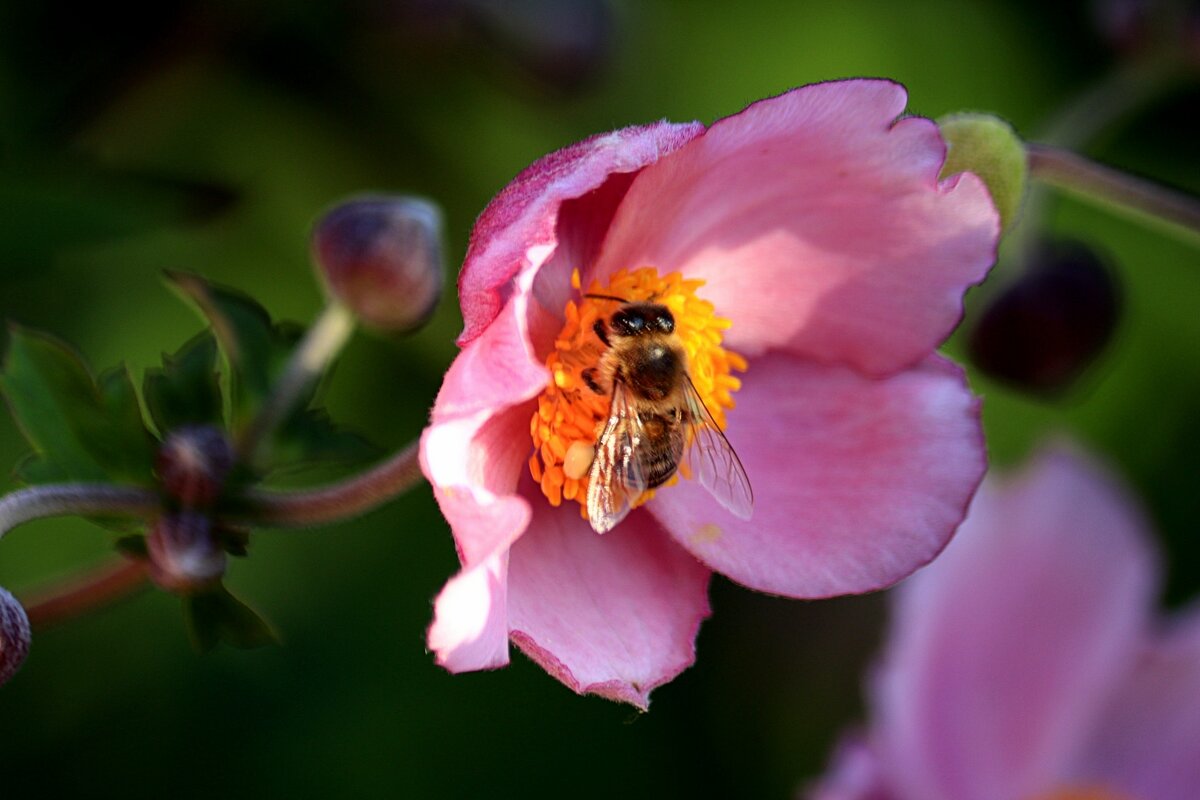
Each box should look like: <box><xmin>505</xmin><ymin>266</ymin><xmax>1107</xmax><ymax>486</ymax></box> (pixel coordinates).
<box><xmin>529</xmin><ymin>266</ymin><xmax>746</xmax><ymax>515</ymax></box>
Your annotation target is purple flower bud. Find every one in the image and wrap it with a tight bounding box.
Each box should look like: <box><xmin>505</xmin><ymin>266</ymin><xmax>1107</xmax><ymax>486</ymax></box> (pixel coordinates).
<box><xmin>1</xmin><ymin>587</ymin><xmax>32</xmax><ymax>687</ymax></box>
<box><xmin>312</xmin><ymin>195</ymin><xmax>444</xmax><ymax>333</ymax></box>
<box><xmin>155</xmin><ymin>425</ymin><xmax>234</xmax><ymax>508</ymax></box>
<box><xmin>969</xmin><ymin>240</ymin><xmax>1121</xmax><ymax>394</ymax></box>
<box><xmin>146</xmin><ymin>512</ymin><xmax>227</xmax><ymax>593</ymax></box>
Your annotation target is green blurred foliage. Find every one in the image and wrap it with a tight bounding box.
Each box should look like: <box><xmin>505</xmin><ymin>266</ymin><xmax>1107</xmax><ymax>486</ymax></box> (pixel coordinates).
<box><xmin>1</xmin><ymin>0</ymin><xmax>1197</xmax><ymax>797</ymax></box>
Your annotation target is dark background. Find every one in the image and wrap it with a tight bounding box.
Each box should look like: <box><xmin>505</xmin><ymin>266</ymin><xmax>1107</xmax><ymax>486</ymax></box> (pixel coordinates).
<box><xmin>1</xmin><ymin>1</ymin><xmax>1197</xmax><ymax>797</ymax></box>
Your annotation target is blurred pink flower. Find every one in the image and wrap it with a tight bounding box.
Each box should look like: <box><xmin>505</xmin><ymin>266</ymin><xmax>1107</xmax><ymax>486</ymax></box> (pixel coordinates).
<box><xmin>808</xmin><ymin>445</ymin><xmax>1200</xmax><ymax>800</ymax></box>
<box><xmin>421</xmin><ymin>79</ymin><xmax>999</xmax><ymax>707</ymax></box>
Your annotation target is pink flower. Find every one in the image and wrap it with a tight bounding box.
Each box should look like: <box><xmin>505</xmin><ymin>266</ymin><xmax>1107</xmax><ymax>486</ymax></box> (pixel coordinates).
<box><xmin>807</xmin><ymin>445</ymin><xmax>1200</xmax><ymax>800</ymax></box>
<box><xmin>421</xmin><ymin>79</ymin><xmax>999</xmax><ymax>707</ymax></box>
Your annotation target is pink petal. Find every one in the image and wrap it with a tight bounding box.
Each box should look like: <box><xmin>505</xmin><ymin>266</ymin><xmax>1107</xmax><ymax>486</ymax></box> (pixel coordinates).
<box><xmin>434</xmin><ymin>266</ymin><xmax>555</xmax><ymax>421</ymax></box>
<box><xmin>873</xmin><ymin>446</ymin><xmax>1159</xmax><ymax>800</ymax></box>
<box><xmin>507</xmin><ymin>497</ymin><xmax>711</xmax><ymax>709</ymax></box>
<box><xmin>1072</xmin><ymin>604</ymin><xmax>1200</xmax><ymax>800</ymax></box>
<box><xmin>590</xmin><ymin>79</ymin><xmax>999</xmax><ymax>375</ymax></box>
<box><xmin>427</xmin><ymin>547</ymin><xmax>512</xmax><ymax>672</ymax></box>
<box><xmin>650</xmin><ymin>354</ymin><xmax>985</xmax><ymax>598</ymax></box>
<box><xmin>421</xmin><ymin>405</ymin><xmax>532</xmax><ymax>672</ymax></box>
<box><xmin>457</xmin><ymin>120</ymin><xmax>704</xmax><ymax>345</ymax></box>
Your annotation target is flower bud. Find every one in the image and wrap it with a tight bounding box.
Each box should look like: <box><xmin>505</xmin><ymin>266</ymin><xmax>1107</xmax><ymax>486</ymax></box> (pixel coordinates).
<box><xmin>1</xmin><ymin>587</ymin><xmax>32</xmax><ymax>687</ymax></box>
<box><xmin>938</xmin><ymin>113</ymin><xmax>1028</xmax><ymax>233</ymax></box>
<box><xmin>969</xmin><ymin>240</ymin><xmax>1121</xmax><ymax>394</ymax></box>
<box><xmin>146</xmin><ymin>512</ymin><xmax>227</xmax><ymax>593</ymax></box>
<box><xmin>312</xmin><ymin>195</ymin><xmax>445</xmax><ymax>333</ymax></box>
<box><xmin>155</xmin><ymin>425</ymin><xmax>235</xmax><ymax>508</ymax></box>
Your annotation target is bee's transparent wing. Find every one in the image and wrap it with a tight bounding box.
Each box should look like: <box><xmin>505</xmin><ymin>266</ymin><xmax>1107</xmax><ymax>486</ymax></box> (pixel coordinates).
<box><xmin>586</xmin><ymin>380</ymin><xmax>648</xmax><ymax>533</ymax></box>
<box><xmin>681</xmin><ymin>374</ymin><xmax>754</xmax><ymax>520</ymax></box>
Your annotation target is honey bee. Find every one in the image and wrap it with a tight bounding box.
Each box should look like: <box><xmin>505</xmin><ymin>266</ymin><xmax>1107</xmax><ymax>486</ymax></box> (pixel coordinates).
<box><xmin>579</xmin><ymin>297</ymin><xmax>754</xmax><ymax>533</ymax></box>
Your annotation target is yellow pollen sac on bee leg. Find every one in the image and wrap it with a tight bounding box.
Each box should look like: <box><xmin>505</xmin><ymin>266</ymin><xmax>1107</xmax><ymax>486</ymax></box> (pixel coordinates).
<box><xmin>528</xmin><ymin>266</ymin><xmax>747</xmax><ymax>516</ymax></box>
<box><xmin>562</xmin><ymin>441</ymin><xmax>595</xmax><ymax>481</ymax></box>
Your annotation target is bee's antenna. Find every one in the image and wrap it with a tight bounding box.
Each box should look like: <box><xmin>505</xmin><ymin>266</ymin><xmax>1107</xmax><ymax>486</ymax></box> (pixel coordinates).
<box><xmin>584</xmin><ymin>293</ymin><xmax>628</xmax><ymax>303</ymax></box>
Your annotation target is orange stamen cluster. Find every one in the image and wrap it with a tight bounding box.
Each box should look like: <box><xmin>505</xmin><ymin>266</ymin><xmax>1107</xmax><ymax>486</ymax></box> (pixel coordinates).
<box><xmin>529</xmin><ymin>267</ymin><xmax>747</xmax><ymax>515</ymax></box>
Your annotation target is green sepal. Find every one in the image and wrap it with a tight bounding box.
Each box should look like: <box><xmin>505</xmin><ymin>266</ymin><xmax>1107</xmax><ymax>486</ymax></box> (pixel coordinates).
<box><xmin>938</xmin><ymin>112</ymin><xmax>1028</xmax><ymax>233</ymax></box>
<box><xmin>143</xmin><ymin>330</ymin><xmax>225</xmax><ymax>435</ymax></box>
<box><xmin>166</xmin><ymin>272</ymin><xmax>296</xmax><ymax>428</ymax></box>
<box><xmin>182</xmin><ymin>584</ymin><xmax>279</xmax><ymax>653</ymax></box>
<box><xmin>0</xmin><ymin>326</ymin><xmax>157</xmax><ymax>485</ymax></box>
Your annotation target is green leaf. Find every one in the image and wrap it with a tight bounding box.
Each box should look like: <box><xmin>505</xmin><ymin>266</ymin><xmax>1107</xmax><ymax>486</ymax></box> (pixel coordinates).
<box><xmin>143</xmin><ymin>331</ymin><xmax>225</xmax><ymax>434</ymax></box>
<box><xmin>166</xmin><ymin>272</ymin><xmax>310</xmax><ymax>430</ymax></box>
<box><xmin>98</xmin><ymin>365</ymin><xmax>159</xmax><ymax>480</ymax></box>
<box><xmin>182</xmin><ymin>585</ymin><xmax>279</xmax><ymax>653</ymax></box>
<box><xmin>0</xmin><ymin>327</ymin><xmax>157</xmax><ymax>485</ymax></box>
<box><xmin>164</xmin><ymin>272</ymin><xmax>372</xmax><ymax>471</ymax></box>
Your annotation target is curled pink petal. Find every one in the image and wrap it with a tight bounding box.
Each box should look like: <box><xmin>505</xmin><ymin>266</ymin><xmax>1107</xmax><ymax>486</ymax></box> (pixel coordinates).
<box><xmin>591</xmin><ymin>79</ymin><xmax>998</xmax><ymax>375</ymax></box>
<box><xmin>421</xmin><ymin>406</ymin><xmax>532</xmax><ymax>671</ymax></box>
<box><xmin>651</xmin><ymin>354</ymin><xmax>985</xmax><ymax>598</ymax></box>
<box><xmin>428</xmin><ymin>548</ymin><xmax>512</xmax><ymax>672</ymax></box>
<box><xmin>507</xmin><ymin>497</ymin><xmax>711</xmax><ymax>709</ymax></box>
<box><xmin>421</xmin><ymin>405</ymin><xmax>532</xmax><ymax>564</ymax></box>
<box><xmin>457</xmin><ymin>120</ymin><xmax>704</xmax><ymax>345</ymax></box>
<box><xmin>873</xmin><ymin>446</ymin><xmax>1159</xmax><ymax>800</ymax></box>
<box><xmin>1073</xmin><ymin>603</ymin><xmax>1200</xmax><ymax>800</ymax></box>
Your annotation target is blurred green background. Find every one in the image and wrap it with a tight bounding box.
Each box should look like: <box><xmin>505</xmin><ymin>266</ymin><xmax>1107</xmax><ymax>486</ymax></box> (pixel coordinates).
<box><xmin>1</xmin><ymin>0</ymin><xmax>1197</xmax><ymax>797</ymax></box>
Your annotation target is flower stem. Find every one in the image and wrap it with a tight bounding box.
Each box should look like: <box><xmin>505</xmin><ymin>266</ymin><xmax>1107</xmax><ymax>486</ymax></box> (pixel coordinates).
<box><xmin>1028</xmin><ymin>144</ymin><xmax>1200</xmax><ymax>247</ymax></box>
<box><xmin>236</xmin><ymin>300</ymin><xmax>358</xmax><ymax>465</ymax></box>
<box><xmin>0</xmin><ymin>484</ymin><xmax>161</xmax><ymax>543</ymax></box>
<box><xmin>234</xmin><ymin>439</ymin><xmax>423</xmax><ymax>527</ymax></box>
<box><xmin>1003</xmin><ymin>52</ymin><xmax>1186</xmax><ymax>265</ymax></box>
<box><xmin>22</xmin><ymin>558</ymin><xmax>149</xmax><ymax>630</ymax></box>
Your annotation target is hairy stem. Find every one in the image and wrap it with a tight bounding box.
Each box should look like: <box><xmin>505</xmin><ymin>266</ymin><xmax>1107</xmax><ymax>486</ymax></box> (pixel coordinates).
<box><xmin>236</xmin><ymin>301</ymin><xmax>357</xmax><ymax>465</ymax></box>
<box><xmin>1028</xmin><ymin>144</ymin><xmax>1200</xmax><ymax>246</ymax></box>
<box><xmin>0</xmin><ymin>484</ymin><xmax>161</xmax><ymax>543</ymax></box>
<box><xmin>234</xmin><ymin>439</ymin><xmax>423</xmax><ymax>527</ymax></box>
<box><xmin>22</xmin><ymin>558</ymin><xmax>149</xmax><ymax>630</ymax></box>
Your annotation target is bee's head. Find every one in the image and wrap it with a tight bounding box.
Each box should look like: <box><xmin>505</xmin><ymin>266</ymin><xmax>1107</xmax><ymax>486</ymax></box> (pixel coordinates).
<box><xmin>610</xmin><ymin>303</ymin><xmax>675</xmax><ymax>337</ymax></box>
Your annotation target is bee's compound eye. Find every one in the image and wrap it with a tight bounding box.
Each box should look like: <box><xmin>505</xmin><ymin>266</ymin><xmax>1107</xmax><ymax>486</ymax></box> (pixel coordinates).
<box><xmin>613</xmin><ymin>311</ymin><xmax>644</xmax><ymax>335</ymax></box>
<box><xmin>656</xmin><ymin>313</ymin><xmax>675</xmax><ymax>333</ymax></box>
